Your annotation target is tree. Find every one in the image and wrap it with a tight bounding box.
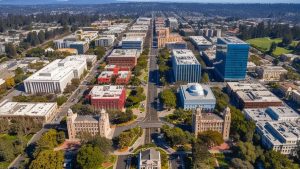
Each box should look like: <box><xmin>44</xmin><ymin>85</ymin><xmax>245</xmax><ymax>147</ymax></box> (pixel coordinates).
<box><xmin>94</xmin><ymin>47</ymin><xmax>106</xmax><ymax>60</ymax></box>
<box><xmin>71</xmin><ymin>78</ymin><xmax>80</xmax><ymax>86</ymax></box>
<box><xmin>56</xmin><ymin>96</ymin><xmax>67</xmax><ymax>106</ymax></box>
<box><xmin>0</xmin><ymin>119</ymin><xmax>9</xmax><ymax>133</ymax></box>
<box><xmin>5</xmin><ymin>43</ymin><xmax>17</xmax><ymax>58</ymax></box>
<box><xmin>236</xmin><ymin>141</ymin><xmax>257</xmax><ymax>163</ymax></box>
<box><xmin>160</xmin><ymin>89</ymin><xmax>176</xmax><ymax>109</ymax></box>
<box><xmin>231</xmin><ymin>158</ymin><xmax>254</xmax><ymax>169</ymax></box>
<box><xmin>282</xmin><ymin>34</ymin><xmax>293</xmax><ymax>46</ymax></box>
<box><xmin>263</xmin><ymin>150</ymin><xmax>299</xmax><ymax>169</ymax></box>
<box><xmin>192</xmin><ymin>139</ymin><xmax>211</xmax><ymax>168</ymax></box>
<box><xmin>268</xmin><ymin>42</ymin><xmax>277</xmax><ymax>54</ymax></box>
<box><xmin>37</xmin><ymin>129</ymin><xmax>59</xmax><ymax>150</ymax></box>
<box><xmin>29</xmin><ymin>150</ymin><xmax>64</xmax><ymax>169</ymax></box>
<box><xmin>38</xmin><ymin>30</ymin><xmax>45</xmax><ymax>44</ymax></box>
<box><xmin>273</xmin><ymin>58</ymin><xmax>280</xmax><ymax>66</ymax></box>
<box><xmin>295</xmin><ymin>42</ymin><xmax>300</xmax><ymax>54</ymax></box>
<box><xmin>77</xmin><ymin>144</ymin><xmax>105</xmax><ymax>169</ymax></box>
<box><xmin>198</xmin><ymin>131</ymin><xmax>224</xmax><ymax>147</ymax></box>
<box><xmin>201</xmin><ymin>72</ymin><xmax>210</xmax><ymax>83</ymax></box>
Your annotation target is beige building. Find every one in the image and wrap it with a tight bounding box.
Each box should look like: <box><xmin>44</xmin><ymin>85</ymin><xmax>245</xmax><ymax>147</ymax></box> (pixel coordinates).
<box><xmin>138</xmin><ymin>149</ymin><xmax>161</xmax><ymax>169</ymax></box>
<box><xmin>256</xmin><ymin>66</ymin><xmax>287</xmax><ymax>81</ymax></box>
<box><xmin>0</xmin><ymin>100</ymin><xmax>58</xmax><ymax>123</ymax></box>
<box><xmin>67</xmin><ymin>109</ymin><xmax>111</xmax><ymax>139</ymax></box>
<box><xmin>192</xmin><ymin>107</ymin><xmax>231</xmax><ymax>140</ymax></box>
<box><xmin>156</xmin><ymin>27</ymin><xmax>184</xmax><ymax>48</ymax></box>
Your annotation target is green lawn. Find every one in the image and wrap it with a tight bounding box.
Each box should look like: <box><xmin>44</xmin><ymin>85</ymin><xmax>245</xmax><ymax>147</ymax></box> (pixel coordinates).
<box><xmin>246</xmin><ymin>37</ymin><xmax>282</xmax><ymax>52</ymax></box>
<box><xmin>246</xmin><ymin>37</ymin><xmax>296</xmax><ymax>56</ymax></box>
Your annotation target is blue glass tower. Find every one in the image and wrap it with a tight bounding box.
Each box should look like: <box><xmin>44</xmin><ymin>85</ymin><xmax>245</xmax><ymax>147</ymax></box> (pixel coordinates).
<box><xmin>215</xmin><ymin>37</ymin><xmax>249</xmax><ymax>81</ymax></box>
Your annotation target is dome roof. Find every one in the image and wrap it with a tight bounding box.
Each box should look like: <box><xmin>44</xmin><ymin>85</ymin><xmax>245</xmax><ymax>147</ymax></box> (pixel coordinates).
<box><xmin>188</xmin><ymin>83</ymin><xmax>204</xmax><ymax>96</ymax></box>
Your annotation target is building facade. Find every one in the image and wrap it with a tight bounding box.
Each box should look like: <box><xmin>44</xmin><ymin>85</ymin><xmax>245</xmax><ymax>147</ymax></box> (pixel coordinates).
<box><xmin>24</xmin><ymin>56</ymin><xmax>87</xmax><ymax>94</ymax></box>
<box><xmin>192</xmin><ymin>107</ymin><xmax>231</xmax><ymax>140</ymax></box>
<box><xmin>179</xmin><ymin>83</ymin><xmax>216</xmax><ymax>110</ymax></box>
<box><xmin>69</xmin><ymin>41</ymin><xmax>89</xmax><ymax>54</ymax></box>
<box><xmin>107</xmin><ymin>49</ymin><xmax>139</xmax><ymax>69</ymax></box>
<box><xmin>256</xmin><ymin>66</ymin><xmax>287</xmax><ymax>81</ymax></box>
<box><xmin>67</xmin><ymin>109</ymin><xmax>111</xmax><ymax>139</ymax></box>
<box><xmin>0</xmin><ymin>100</ymin><xmax>58</xmax><ymax>123</ymax></box>
<box><xmin>171</xmin><ymin>49</ymin><xmax>201</xmax><ymax>82</ymax></box>
<box><xmin>215</xmin><ymin>37</ymin><xmax>249</xmax><ymax>81</ymax></box>
<box><xmin>121</xmin><ymin>37</ymin><xmax>144</xmax><ymax>51</ymax></box>
<box><xmin>88</xmin><ymin>85</ymin><xmax>126</xmax><ymax>110</ymax></box>
<box><xmin>95</xmin><ymin>35</ymin><xmax>115</xmax><ymax>47</ymax></box>
<box><xmin>138</xmin><ymin>149</ymin><xmax>161</xmax><ymax>169</ymax></box>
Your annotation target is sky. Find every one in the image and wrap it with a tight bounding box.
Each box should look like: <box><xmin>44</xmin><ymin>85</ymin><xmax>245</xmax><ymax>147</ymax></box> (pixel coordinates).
<box><xmin>122</xmin><ymin>0</ymin><xmax>300</xmax><ymax>3</ymax></box>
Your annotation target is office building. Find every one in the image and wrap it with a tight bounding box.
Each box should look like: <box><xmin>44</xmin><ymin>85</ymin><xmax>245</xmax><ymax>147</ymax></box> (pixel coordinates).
<box><xmin>215</xmin><ymin>37</ymin><xmax>249</xmax><ymax>81</ymax></box>
<box><xmin>179</xmin><ymin>83</ymin><xmax>216</xmax><ymax>110</ymax></box>
<box><xmin>138</xmin><ymin>149</ymin><xmax>161</xmax><ymax>169</ymax></box>
<box><xmin>256</xmin><ymin>66</ymin><xmax>287</xmax><ymax>81</ymax></box>
<box><xmin>69</xmin><ymin>41</ymin><xmax>89</xmax><ymax>54</ymax></box>
<box><xmin>0</xmin><ymin>100</ymin><xmax>58</xmax><ymax>123</ymax></box>
<box><xmin>165</xmin><ymin>41</ymin><xmax>187</xmax><ymax>50</ymax></box>
<box><xmin>256</xmin><ymin>121</ymin><xmax>300</xmax><ymax>155</ymax></box>
<box><xmin>192</xmin><ymin>107</ymin><xmax>231</xmax><ymax>140</ymax></box>
<box><xmin>24</xmin><ymin>56</ymin><xmax>87</xmax><ymax>94</ymax></box>
<box><xmin>167</xmin><ymin>17</ymin><xmax>178</xmax><ymax>30</ymax></box>
<box><xmin>227</xmin><ymin>82</ymin><xmax>283</xmax><ymax>108</ymax></box>
<box><xmin>244</xmin><ymin>106</ymin><xmax>300</xmax><ymax>122</ymax></box>
<box><xmin>95</xmin><ymin>35</ymin><xmax>115</xmax><ymax>47</ymax></box>
<box><xmin>171</xmin><ymin>49</ymin><xmax>201</xmax><ymax>82</ymax></box>
<box><xmin>67</xmin><ymin>109</ymin><xmax>111</xmax><ymax>139</ymax></box>
<box><xmin>121</xmin><ymin>37</ymin><xmax>144</xmax><ymax>50</ymax></box>
<box><xmin>98</xmin><ymin>69</ymin><xmax>131</xmax><ymax>85</ymax></box>
<box><xmin>190</xmin><ymin>36</ymin><xmax>213</xmax><ymax>51</ymax></box>
<box><xmin>201</xmin><ymin>46</ymin><xmax>216</xmax><ymax>67</ymax></box>
<box><xmin>107</xmin><ymin>49</ymin><xmax>139</xmax><ymax>69</ymax></box>
<box><xmin>88</xmin><ymin>85</ymin><xmax>126</xmax><ymax>110</ymax></box>
<box><xmin>156</xmin><ymin>27</ymin><xmax>184</xmax><ymax>48</ymax></box>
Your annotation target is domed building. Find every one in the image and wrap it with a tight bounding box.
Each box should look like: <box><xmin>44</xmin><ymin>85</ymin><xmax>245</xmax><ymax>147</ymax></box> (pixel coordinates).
<box><xmin>179</xmin><ymin>83</ymin><xmax>216</xmax><ymax>110</ymax></box>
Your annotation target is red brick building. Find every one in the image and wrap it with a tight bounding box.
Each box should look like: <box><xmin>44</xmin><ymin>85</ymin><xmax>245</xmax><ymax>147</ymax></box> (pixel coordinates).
<box><xmin>106</xmin><ymin>49</ymin><xmax>139</xmax><ymax>69</ymax></box>
<box><xmin>98</xmin><ymin>66</ymin><xmax>131</xmax><ymax>85</ymax></box>
<box><xmin>88</xmin><ymin>85</ymin><xmax>126</xmax><ymax>110</ymax></box>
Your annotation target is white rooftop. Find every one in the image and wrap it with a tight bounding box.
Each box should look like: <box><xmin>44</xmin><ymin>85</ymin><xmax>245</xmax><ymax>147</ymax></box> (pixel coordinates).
<box><xmin>237</xmin><ymin>90</ymin><xmax>282</xmax><ymax>103</ymax></box>
<box><xmin>227</xmin><ymin>82</ymin><xmax>267</xmax><ymax>92</ymax></box>
<box><xmin>180</xmin><ymin>83</ymin><xmax>216</xmax><ymax>101</ymax></box>
<box><xmin>89</xmin><ymin>85</ymin><xmax>125</xmax><ymax>99</ymax></box>
<box><xmin>122</xmin><ymin>36</ymin><xmax>143</xmax><ymax>42</ymax></box>
<box><xmin>24</xmin><ymin>56</ymin><xmax>86</xmax><ymax>82</ymax></box>
<box><xmin>190</xmin><ymin>36</ymin><xmax>212</xmax><ymax>46</ymax></box>
<box><xmin>219</xmin><ymin>37</ymin><xmax>247</xmax><ymax>44</ymax></box>
<box><xmin>257</xmin><ymin>121</ymin><xmax>300</xmax><ymax>145</ymax></box>
<box><xmin>109</xmin><ymin>49</ymin><xmax>139</xmax><ymax>58</ymax></box>
<box><xmin>244</xmin><ymin>106</ymin><xmax>299</xmax><ymax>122</ymax></box>
<box><xmin>0</xmin><ymin>101</ymin><xmax>57</xmax><ymax>117</ymax></box>
<box><xmin>172</xmin><ymin>49</ymin><xmax>200</xmax><ymax>65</ymax></box>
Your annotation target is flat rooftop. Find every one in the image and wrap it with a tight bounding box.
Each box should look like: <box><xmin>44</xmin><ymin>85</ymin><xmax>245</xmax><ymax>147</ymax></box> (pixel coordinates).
<box><xmin>0</xmin><ymin>101</ymin><xmax>57</xmax><ymax>117</ymax></box>
<box><xmin>219</xmin><ymin>37</ymin><xmax>247</xmax><ymax>45</ymax></box>
<box><xmin>122</xmin><ymin>36</ymin><xmax>143</xmax><ymax>42</ymax></box>
<box><xmin>237</xmin><ymin>90</ymin><xmax>282</xmax><ymax>103</ymax></box>
<box><xmin>257</xmin><ymin>121</ymin><xmax>300</xmax><ymax>145</ymax></box>
<box><xmin>227</xmin><ymin>82</ymin><xmax>267</xmax><ymax>92</ymax></box>
<box><xmin>244</xmin><ymin>106</ymin><xmax>299</xmax><ymax>122</ymax></box>
<box><xmin>190</xmin><ymin>36</ymin><xmax>212</xmax><ymax>46</ymax></box>
<box><xmin>109</xmin><ymin>49</ymin><xmax>139</xmax><ymax>58</ymax></box>
<box><xmin>172</xmin><ymin>49</ymin><xmax>200</xmax><ymax>65</ymax></box>
<box><xmin>260</xmin><ymin>66</ymin><xmax>287</xmax><ymax>72</ymax></box>
<box><xmin>24</xmin><ymin>56</ymin><xmax>86</xmax><ymax>82</ymax></box>
<box><xmin>89</xmin><ymin>85</ymin><xmax>125</xmax><ymax>99</ymax></box>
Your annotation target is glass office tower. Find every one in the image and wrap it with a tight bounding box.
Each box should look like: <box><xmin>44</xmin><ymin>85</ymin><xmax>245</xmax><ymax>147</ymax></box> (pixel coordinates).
<box><xmin>215</xmin><ymin>37</ymin><xmax>249</xmax><ymax>81</ymax></box>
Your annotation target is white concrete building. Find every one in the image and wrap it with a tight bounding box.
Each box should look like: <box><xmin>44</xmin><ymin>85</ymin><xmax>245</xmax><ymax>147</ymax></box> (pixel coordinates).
<box><xmin>95</xmin><ymin>35</ymin><xmax>115</xmax><ymax>47</ymax></box>
<box><xmin>257</xmin><ymin>121</ymin><xmax>300</xmax><ymax>155</ymax></box>
<box><xmin>121</xmin><ymin>37</ymin><xmax>144</xmax><ymax>50</ymax></box>
<box><xmin>24</xmin><ymin>56</ymin><xmax>87</xmax><ymax>94</ymax></box>
<box><xmin>190</xmin><ymin>36</ymin><xmax>213</xmax><ymax>51</ymax></box>
<box><xmin>0</xmin><ymin>100</ymin><xmax>58</xmax><ymax>123</ymax></box>
<box><xmin>138</xmin><ymin>149</ymin><xmax>161</xmax><ymax>169</ymax></box>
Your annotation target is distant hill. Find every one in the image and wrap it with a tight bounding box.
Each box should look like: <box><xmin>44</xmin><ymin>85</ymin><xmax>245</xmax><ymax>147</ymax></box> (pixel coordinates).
<box><xmin>0</xmin><ymin>0</ymin><xmax>117</xmax><ymax>5</ymax></box>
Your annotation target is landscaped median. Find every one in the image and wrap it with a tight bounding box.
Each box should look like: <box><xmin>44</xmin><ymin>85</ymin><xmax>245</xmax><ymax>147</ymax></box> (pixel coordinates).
<box><xmin>113</xmin><ymin>126</ymin><xmax>143</xmax><ymax>151</ymax></box>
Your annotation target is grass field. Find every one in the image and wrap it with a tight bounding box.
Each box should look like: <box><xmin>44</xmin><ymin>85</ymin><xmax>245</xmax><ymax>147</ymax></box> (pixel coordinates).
<box><xmin>246</xmin><ymin>37</ymin><xmax>296</xmax><ymax>56</ymax></box>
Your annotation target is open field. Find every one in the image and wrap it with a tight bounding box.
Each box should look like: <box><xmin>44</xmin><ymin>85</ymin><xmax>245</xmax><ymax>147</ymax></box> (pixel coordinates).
<box><xmin>246</xmin><ymin>37</ymin><xmax>297</xmax><ymax>56</ymax></box>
